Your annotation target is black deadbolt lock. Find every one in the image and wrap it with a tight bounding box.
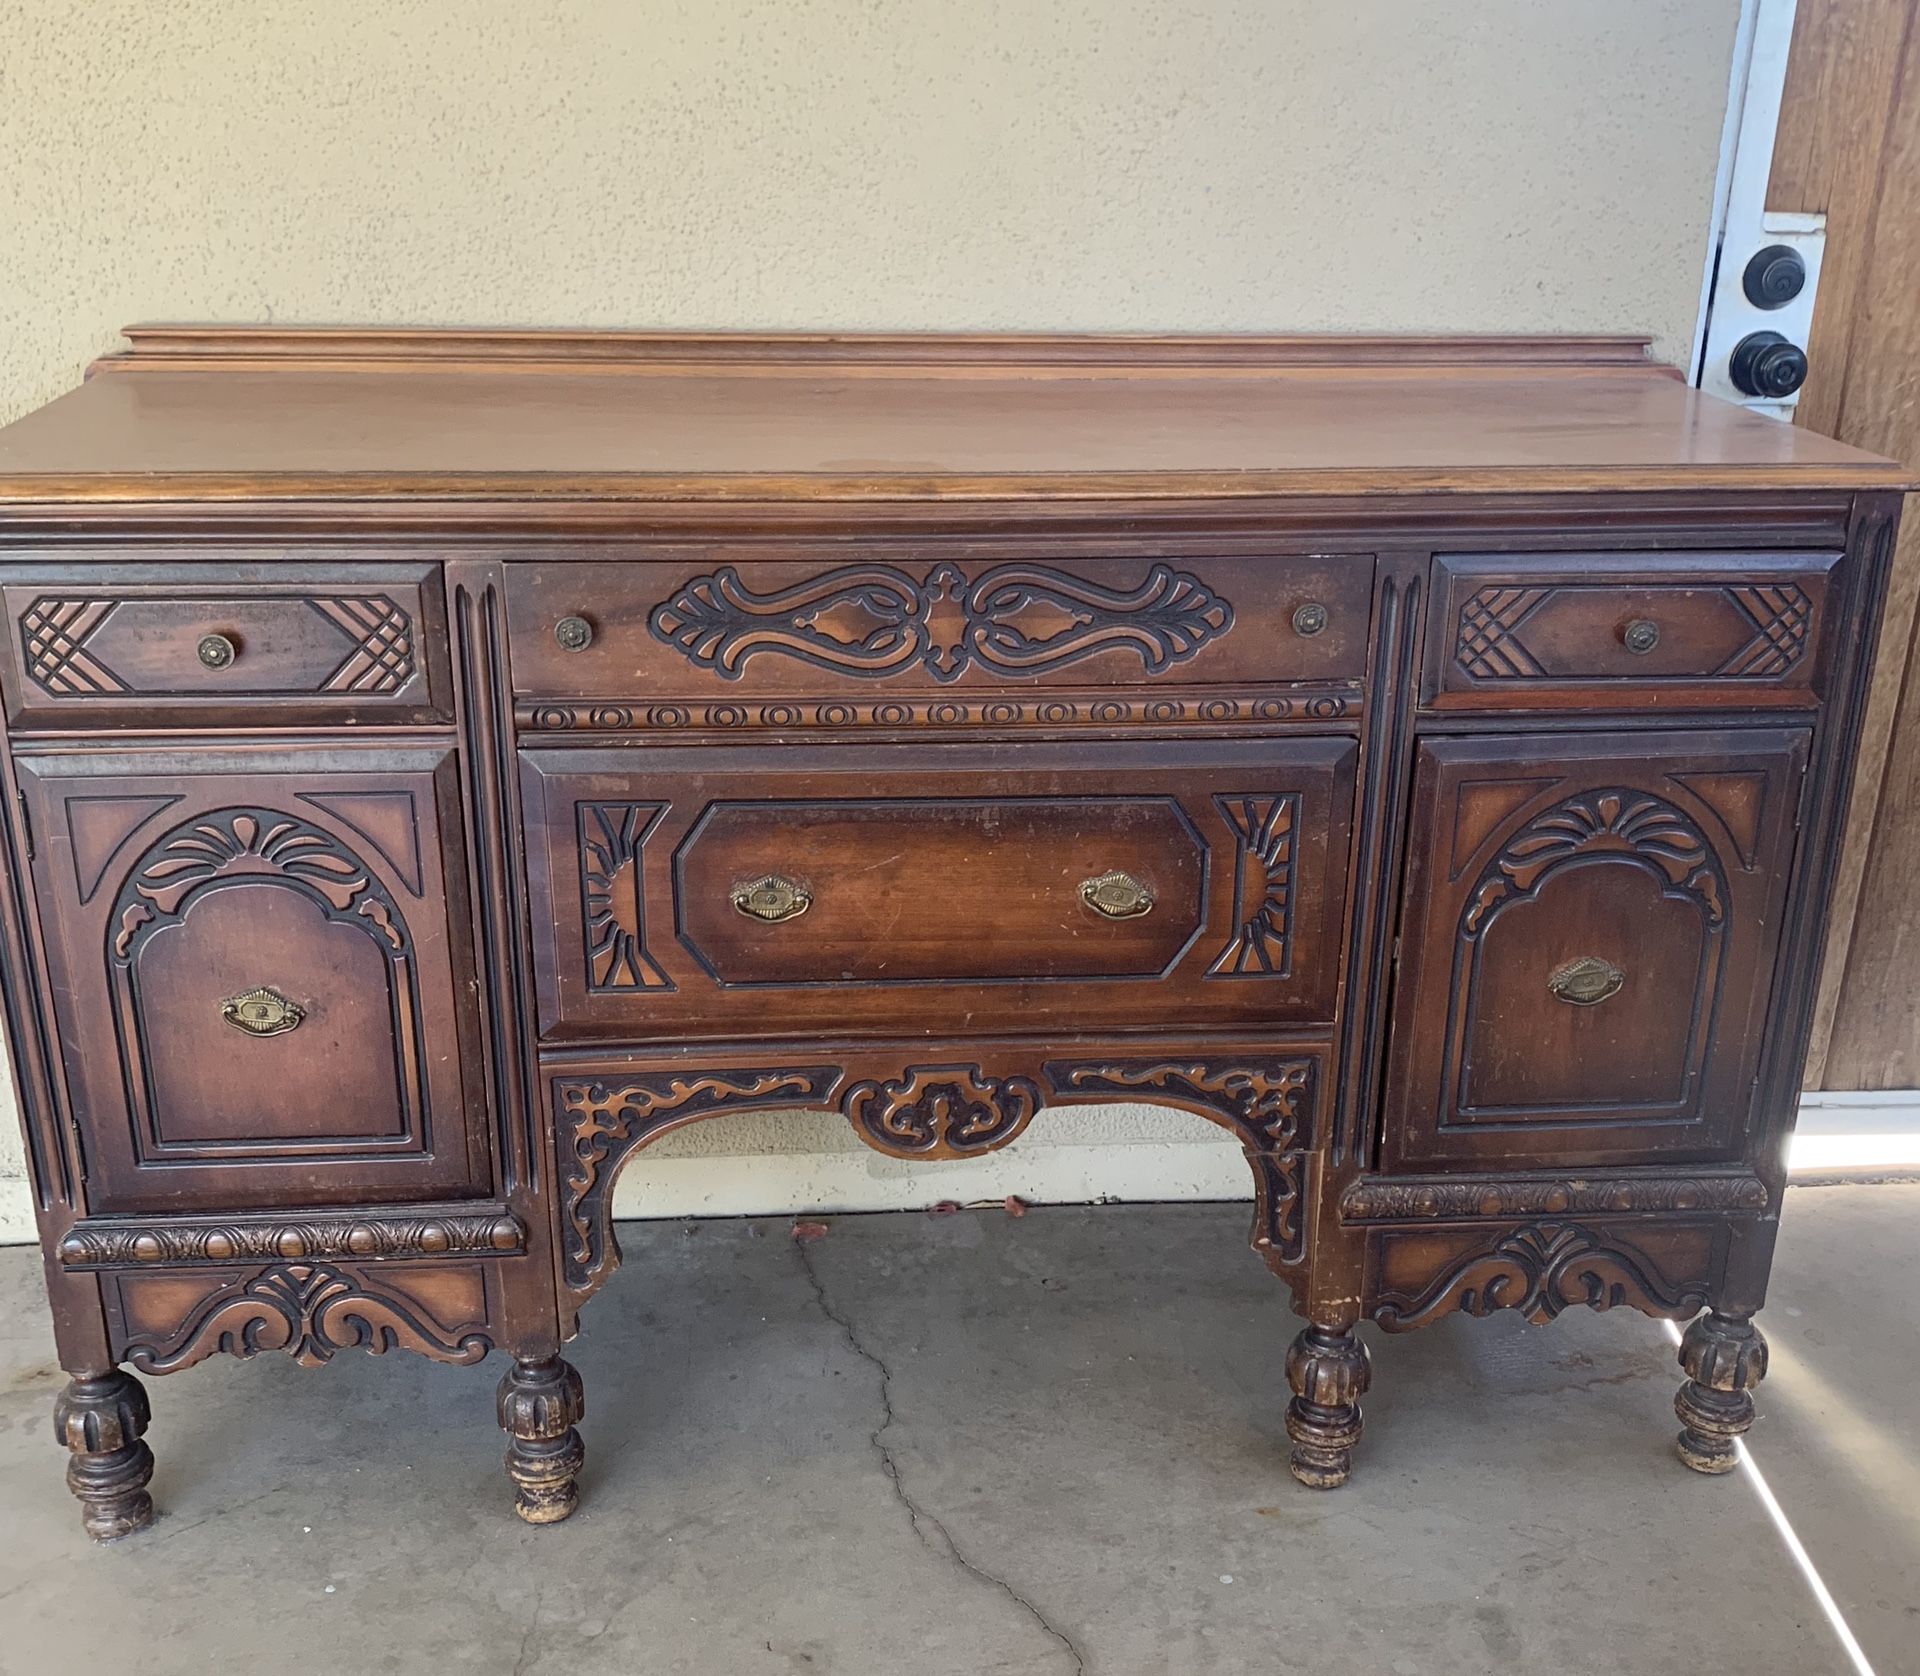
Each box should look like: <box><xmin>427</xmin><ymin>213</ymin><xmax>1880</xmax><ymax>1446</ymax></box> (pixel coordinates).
<box><xmin>1741</xmin><ymin>244</ymin><xmax>1806</xmax><ymax>310</ymax></box>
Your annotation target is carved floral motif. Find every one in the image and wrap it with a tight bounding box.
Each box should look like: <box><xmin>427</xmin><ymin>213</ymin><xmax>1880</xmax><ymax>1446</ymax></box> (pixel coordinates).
<box><xmin>1044</xmin><ymin>1057</ymin><xmax>1315</xmax><ymax>1152</ymax></box>
<box><xmin>1464</xmin><ymin>790</ymin><xmax>1725</xmax><ymax>935</ymax></box>
<box><xmin>119</xmin><ymin>1262</ymin><xmax>493</xmax><ymax>1371</ymax></box>
<box><xmin>579</xmin><ymin>801</ymin><xmax>672</xmax><ymax>991</ymax></box>
<box><xmin>842</xmin><ymin>1065</ymin><xmax>1041</xmax><ymax>1157</ymax></box>
<box><xmin>557</xmin><ymin>1069</ymin><xmax>841</xmax><ymax>1291</ymax></box>
<box><xmin>1371</xmin><ymin>1222</ymin><xmax>1709</xmax><ymax>1331</ymax></box>
<box><xmin>110</xmin><ymin>807</ymin><xmax>408</xmax><ymax>962</ymax></box>
<box><xmin>649</xmin><ymin>561</ymin><xmax>1233</xmax><ymax>684</ymax></box>
<box><xmin>1209</xmin><ymin>794</ymin><xmax>1298</xmax><ymax>976</ymax></box>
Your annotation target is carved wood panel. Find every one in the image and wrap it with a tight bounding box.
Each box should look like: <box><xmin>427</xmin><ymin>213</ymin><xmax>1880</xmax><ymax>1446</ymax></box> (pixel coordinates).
<box><xmin>108</xmin><ymin>1260</ymin><xmax>496</xmax><ymax>1370</ymax></box>
<box><xmin>519</xmin><ymin>739</ymin><xmax>1357</xmax><ymax>1044</ymax></box>
<box><xmin>1367</xmin><ymin>1220</ymin><xmax>1719</xmax><ymax>1330</ymax></box>
<box><xmin>17</xmin><ymin>747</ymin><xmax>491</xmax><ymax>1213</ymax></box>
<box><xmin>502</xmin><ymin>553</ymin><xmax>1372</xmax><ymax>728</ymax></box>
<box><xmin>650</xmin><ymin>560</ymin><xmax>1234</xmax><ymax>682</ymax></box>
<box><xmin>1382</xmin><ymin>730</ymin><xmax>1808</xmax><ymax>1170</ymax></box>
<box><xmin>1426</xmin><ymin>551</ymin><xmax>1837</xmax><ymax>710</ymax></box>
<box><xmin>0</xmin><ymin>562</ymin><xmax>449</xmax><ymax>727</ymax></box>
<box><xmin>550</xmin><ymin>1039</ymin><xmax>1329</xmax><ymax>1312</ymax></box>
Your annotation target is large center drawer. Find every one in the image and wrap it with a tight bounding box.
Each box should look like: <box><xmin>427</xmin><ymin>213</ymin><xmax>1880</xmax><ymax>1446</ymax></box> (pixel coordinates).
<box><xmin>520</xmin><ymin>739</ymin><xmax>1358</xmax><ymax>1041</ymax></box>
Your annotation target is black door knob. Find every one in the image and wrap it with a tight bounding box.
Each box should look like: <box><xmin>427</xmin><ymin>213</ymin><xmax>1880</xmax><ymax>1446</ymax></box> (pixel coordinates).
<box><xmin>1742</xmin><ymin>245</ymin><xmax>1806</xmax><ymax>310</ymax></box>
<box><xmin>1729</xmin><ymin>331</ymin><xmax>1809</xmax><ymax>399</ymax></box>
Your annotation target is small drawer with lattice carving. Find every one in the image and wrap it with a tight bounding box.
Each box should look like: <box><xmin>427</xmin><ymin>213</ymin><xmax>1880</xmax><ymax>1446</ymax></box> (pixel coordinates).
<box><xmin>0</xmin><ymin>559</ymin><xmax>449</xmax><ymax>728</ymax></box>
<box><xmin>1424</xmin><ymin>550</ymin><xmax>1837</xmax><ymax>711</ymax></box>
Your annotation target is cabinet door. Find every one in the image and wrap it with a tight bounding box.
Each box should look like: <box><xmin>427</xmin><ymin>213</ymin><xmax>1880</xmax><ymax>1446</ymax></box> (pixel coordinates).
<box><xmin>1382</xmin><ymin>729</ymin><xmax>1807</xmax><ymax>1170</ymax></box>
<box><xmin>18</xmin><ymin>746</ymin><xmax>491</xmax><ymax>1212</ymax></box>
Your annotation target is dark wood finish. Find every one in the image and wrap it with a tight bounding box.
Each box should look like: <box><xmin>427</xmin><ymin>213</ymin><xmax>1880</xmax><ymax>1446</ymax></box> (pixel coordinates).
<box><xmin>54</xmin><ymin>1369</ymin><xmax>154</xmax><ymax>1541</ymax></box>
<box><xmin>498</xmin><ymin>1355</ymin><xmax>586</xmax><ymax>1525</ymax></box>
<box><xmin>0</xmin><ymin>560</ymin><xmax>446</xmax><ymax>730</ymax></box>
<box><xmin>1425</xmin><ymin>551</ymin><xmax>1837</xmax><ymax>710</ymax></box>
<box><xmin>1674</xmin><ymin>1309</ymin><xmax>1768</xmax><ymax>1473</ymax></box>
<box><xmin>520</xmin><ymin>741</ymin><xmax>1356</xmax><ymax>1042</ymax></box>
<box><xmin>1382</xmin><ymin>729</ymin><xmax>1808</xmax><ymax>1170</ymax></box>
<box><xmin>503</xmin><ymin>552</ymin><xmax>1370</xmax><ymax>721</ymax></box>
<box><xmin>545</xmin><ymin>1036</ymin><xmax>1329</xmax><ymax>1328</ymax></box>
<box><xmin>0</xmin><ymin>329</ymin><xmax>1903</xmax><ymax>1539</ymax></box>
<box><xmin>15</xmin><ymin>745</ymin><xmax>490</xmax><ymax>1211</ymax></box>
<box><xmin>1284</xmin><ymin>1325</ymin><xmax>1371</xmax><ymax>1489</ymax></box>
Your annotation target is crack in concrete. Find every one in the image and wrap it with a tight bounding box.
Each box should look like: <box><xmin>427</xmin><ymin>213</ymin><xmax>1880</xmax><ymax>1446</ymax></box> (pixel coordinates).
<box><xmin>509</xmin><ymin>1582</ymin><xmax>545</xmax><ymax>1676</ymax></box>
<box><xmin>795</xmin><ymin>1240</ymin><xmax>1088</xmax><ymax>1676</ymax></box>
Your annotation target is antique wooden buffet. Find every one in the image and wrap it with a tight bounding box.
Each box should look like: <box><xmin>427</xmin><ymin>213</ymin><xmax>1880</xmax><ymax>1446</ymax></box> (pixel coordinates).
<box><xmin>0</xmin><ymin>328</ymin><xmax>1904</xmax><ymax>1539</ymax></box>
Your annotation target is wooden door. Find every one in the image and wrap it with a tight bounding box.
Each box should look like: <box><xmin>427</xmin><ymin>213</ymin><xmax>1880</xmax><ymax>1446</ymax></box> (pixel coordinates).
<box><xmin>1383</xmin><ymin>729</ymin><xmax>1808</xmax><ymax>1170</ymax></box>
<box><xmin>17</xmin><ymin>745</ymin><xmax>491</xmax><ymax>1212</ymax></box>
<box><xmin>1771</xmin><ymin>0</ymin><xmax>1920</xmax><ymax>1085</ymax></box>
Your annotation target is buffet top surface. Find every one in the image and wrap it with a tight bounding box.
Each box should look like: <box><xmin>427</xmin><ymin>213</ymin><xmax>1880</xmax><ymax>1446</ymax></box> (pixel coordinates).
<box><xmin>0</xmin><ymin>328</ymin><xmax>1904</xmax><ymax>504</ymax></box>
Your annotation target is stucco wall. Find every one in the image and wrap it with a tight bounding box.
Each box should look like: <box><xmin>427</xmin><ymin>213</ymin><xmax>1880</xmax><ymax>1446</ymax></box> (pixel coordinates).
<box><xmin>0</xmin><ymin>0</ymin><xmax>1742</xmax><ymax>1232</ymax></box>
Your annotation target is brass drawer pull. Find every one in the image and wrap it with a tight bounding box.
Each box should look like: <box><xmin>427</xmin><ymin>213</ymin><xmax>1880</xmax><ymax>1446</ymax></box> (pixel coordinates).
<box><xmin>555</xmin><ymin>615</ymin><xmax>595</xmax><ymax>652</ymax></box>
<box><xmin>197</xmin><ymin>633</ymin><xmax>237</xmax><ymax>670</ymax></box>
<box><xmin>732</xmin><ymin>874</ymin><xmax>811</xmax><ymax>923</ymax></box>
<box><xmin>221</xmin><ymin>986</ymin><xmax>304</xmax><ymax>1037</ymax></box>
<box><xmin>1081</xmin><ymin>871</ymin><xmax>1154</xmax><ymax>920</ymax></box>
<box><xmin>1292</xmin><ymin>602</ymin><xmax>1329</xmax><ymax>637</ymax></box>
<box><xmin>1548</xmin><ymin>956</ymin><xmax>1623</xmax><ymax>1007</ymax></box>
<box><xmin>1622</xmin><ymin>618</ymin><xmax>1660</xmax><ymax>655</ymax></box>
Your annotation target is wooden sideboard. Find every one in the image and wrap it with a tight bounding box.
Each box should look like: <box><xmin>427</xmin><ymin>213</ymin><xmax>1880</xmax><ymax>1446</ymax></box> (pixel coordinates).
<box><xmin>0</xmin><ymin>329</ymin><xmax>1904</xmax><ymax>1539</ymax></box>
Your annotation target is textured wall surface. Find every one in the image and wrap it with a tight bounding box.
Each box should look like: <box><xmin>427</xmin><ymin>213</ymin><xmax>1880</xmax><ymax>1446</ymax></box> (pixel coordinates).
<box><xmin>0</xmin><ymin>0</ymin><xmax>1741</xmax><ymax>1227</ymax></box>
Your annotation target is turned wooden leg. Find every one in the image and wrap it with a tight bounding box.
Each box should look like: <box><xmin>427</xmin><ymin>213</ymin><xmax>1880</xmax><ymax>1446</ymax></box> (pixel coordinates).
<box><xmin>497</xmin><ymin>1355</ymin><xmax>585</xmax><ymax>1524</ymax></box>
<box><xmin>1675</xmin><ymin>1310</ymin><xmax>1767</xmax><ymax>1474</ymax></box>
<box><xmin>1285</xmin><ymin>1324</ymin><xmax>1371</xmax><ymax>1489</ymax></box>
<box><xmin>54</xmin><ymin>1369</ymin><xmax>155</xmax><ymax>1542</ymax></box>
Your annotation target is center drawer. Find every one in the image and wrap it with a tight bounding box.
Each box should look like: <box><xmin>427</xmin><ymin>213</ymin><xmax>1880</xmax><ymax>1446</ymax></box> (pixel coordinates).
<box><xmin>520</xmin><ymin>739</ymin><xmax>1357</xmax><ymax>1042</ymax></box>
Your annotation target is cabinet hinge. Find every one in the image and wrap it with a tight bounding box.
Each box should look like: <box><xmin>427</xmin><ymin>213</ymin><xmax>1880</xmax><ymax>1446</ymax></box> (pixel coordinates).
<box><xmin>15</xmin><ymin>792</ymin><xmax>32</xmax><ymax>863</ymax></box>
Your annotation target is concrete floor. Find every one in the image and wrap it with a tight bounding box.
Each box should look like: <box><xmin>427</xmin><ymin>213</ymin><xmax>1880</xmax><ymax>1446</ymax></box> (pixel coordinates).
<box><xmin>0</xmin><ymin>1186</ymin><xmax>1913</xmax><ymax>1676</ymax></box>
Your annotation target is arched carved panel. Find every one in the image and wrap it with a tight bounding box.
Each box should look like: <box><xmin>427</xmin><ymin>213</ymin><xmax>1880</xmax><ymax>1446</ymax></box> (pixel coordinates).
<box><xmin>555</xmin><ymin>1042</ymin><xmax>1327</xmax><ymax>1312</ymax></box>
<box><xmin>1382</xmin><ymin>733</ymin><xmax>1806</xmax><ymax>1171</ymax></box>
<box><xmin>105</xmin><ymin>806</ymin><xmax>428</xmax><ymax>1166</ymax></box>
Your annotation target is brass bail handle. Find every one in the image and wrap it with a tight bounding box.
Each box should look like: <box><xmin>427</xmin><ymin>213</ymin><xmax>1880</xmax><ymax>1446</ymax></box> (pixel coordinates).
<box><xmin>221</xmin><ymin>987</ymin><xmax>304</xmax><ymax>1037</ymax></box>
<box><xmin>1548</xmin><ymin>956</ymin><xmax>1624</xmax><ymax>1006</ymax></box>
<box><xmin>732</xmin><ymin>874</ymin><xmax>811</xmax><ymax>923</ymax></box>
<box><xmin>1080</xmin><ymin>870</ymin><xmax>1154</xmax><ymax>920</ymax></box>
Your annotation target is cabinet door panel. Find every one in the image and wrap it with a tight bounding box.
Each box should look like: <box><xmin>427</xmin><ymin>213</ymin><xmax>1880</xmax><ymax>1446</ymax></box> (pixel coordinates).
<box><xmin>1382</xmin><ymin>729</ymin><xmax>1807</xmax><ymax>1170</ymax></box>
<box><xmin>19</xmin><ymin>747</ymin><xmax>491</xmax><ymax>1212</ymax></box>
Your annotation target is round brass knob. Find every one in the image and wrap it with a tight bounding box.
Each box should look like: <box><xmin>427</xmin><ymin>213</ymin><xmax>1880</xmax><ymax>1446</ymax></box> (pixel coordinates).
<box><xmin>1292</xmin><ymin>602</ymin><xmax>1329</xmax><ymax>637</ymax></box>
<box><xmin>1622</xmin><ymin>619</ymin><xmax>1660</xmax><ymax>655</ymax></box>
<box><xmin>554</xmin><ymin>615</ymin><xmax>595</xmax><ymax>652</ymax></box>
<box><xmin>196</xmin><ymin>633</ymin><xmax>237</xmax><ymax>670</ymax></box>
